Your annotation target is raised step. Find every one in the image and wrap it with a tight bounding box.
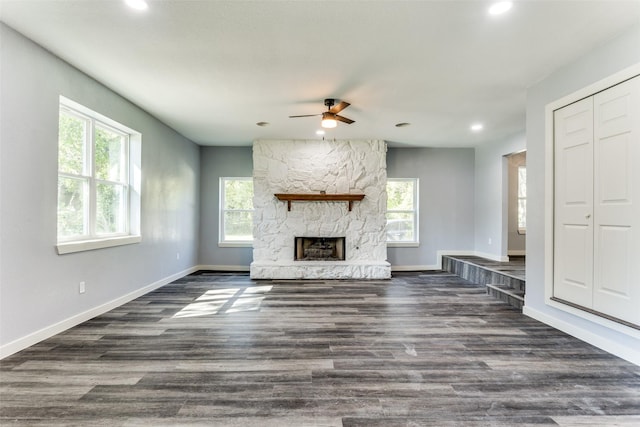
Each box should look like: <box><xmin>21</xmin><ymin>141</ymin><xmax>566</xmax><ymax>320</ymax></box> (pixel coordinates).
<box><xmin>442</xmin><ymin>255</ymin><xmax>525</xmax><ymax>311</ymax></box>
<box><xmin>486</xmin><ymin>283</ymin><xmax>524</xmax><ymax>310</ymax></box>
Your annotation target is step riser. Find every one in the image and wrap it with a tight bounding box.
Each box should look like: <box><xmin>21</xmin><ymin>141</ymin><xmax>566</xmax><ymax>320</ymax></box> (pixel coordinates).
<box><xmin>487</xmin><ymin>286</ymin><xmax>524</xmax><ymax>310</ymax></box>
<box><xmin>442</xmin><ymin>257</ymin><xmax>525</xmax><ymax>292</ymax></box>
<box><xmin>486</xmin><ymin>283</ymin><xmax>524</xmax><ymax>309</ymax></box>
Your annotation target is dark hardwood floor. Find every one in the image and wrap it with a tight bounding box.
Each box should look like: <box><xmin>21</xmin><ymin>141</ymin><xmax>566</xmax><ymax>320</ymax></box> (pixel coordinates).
<box><xmin>1</xmin><ymin>271</ymin><xmax>639</xmax><ymax>426</ymax></box>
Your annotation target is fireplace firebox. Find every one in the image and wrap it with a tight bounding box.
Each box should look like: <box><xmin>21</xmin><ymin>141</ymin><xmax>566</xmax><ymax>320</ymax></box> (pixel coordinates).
<box><xmin>295</xmin><ymin>237</ymin><xmax>345</xmax><ymax>261</ymax></box>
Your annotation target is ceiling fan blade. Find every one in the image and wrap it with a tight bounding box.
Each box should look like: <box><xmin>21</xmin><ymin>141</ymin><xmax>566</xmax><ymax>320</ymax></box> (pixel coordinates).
<box><xmin>329</xmin><ymin>101</ymin><xmax>350</xmax><ymax>114</ymax></box>
<box><xmin>335</xmin><ymin>114</ymin><xmax>354</xmax><ymax>124</ymax></box>
<box><xmin>289</xmin><ymin>114</ymin><xmax>322</xmax><ymax>118</ymax></box>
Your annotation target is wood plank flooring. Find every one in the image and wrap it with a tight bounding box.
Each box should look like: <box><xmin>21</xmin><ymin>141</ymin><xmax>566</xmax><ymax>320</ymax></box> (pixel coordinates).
<box><xmin>1</xmin><ymin>271</ymin><xmax>639</xmax><ymax>426</ymax></box>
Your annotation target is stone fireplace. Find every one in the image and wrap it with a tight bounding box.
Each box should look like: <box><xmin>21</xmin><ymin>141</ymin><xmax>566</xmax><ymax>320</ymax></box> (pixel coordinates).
<box><xmin>250</xmin><ymin>139</ymin><xmax>391</xmax><ymax>279</ymax></box>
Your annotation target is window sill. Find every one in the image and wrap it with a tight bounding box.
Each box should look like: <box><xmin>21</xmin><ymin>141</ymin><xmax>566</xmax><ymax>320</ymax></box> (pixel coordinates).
<box><xmin>57</xmin><ymin>235</ymin><xmax>142</xmax><ymax>255</ymax></box>
<box><xmin>218</xmin><ymin>241</ymin><xmax>253</xmax><ymax>248</ymax></box>
<box><xmin>387</xmin><ymin>241</ymin><xmax>420</xmax><ymax>248</ymax></box>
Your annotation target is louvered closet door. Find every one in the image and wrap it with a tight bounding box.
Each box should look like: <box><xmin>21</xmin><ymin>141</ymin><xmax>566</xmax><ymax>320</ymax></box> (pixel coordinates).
<box><xmin>593</xmin><ymin>75</ymin><xmax>640</xmax><ymax>325</ymax></box>
<box><xmin>554</xmin><ymin>97</ymin><xmax>594</xmax><ymax>308</ymax></box>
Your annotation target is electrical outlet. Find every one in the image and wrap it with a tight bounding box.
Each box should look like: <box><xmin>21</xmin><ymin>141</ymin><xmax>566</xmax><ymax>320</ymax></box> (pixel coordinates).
<box><xmin>176</xmin><ymin>252</ymin><xmax>180</xmax><ymax>260</ymax></box>
<box><xmin>488</xmin><ymin>238</ymin><xmax>492</xmax><ymax>245</ymax></box>
<box><xmin>79</xmin><ymin>281</ymin><xmax>86</xmax><ymax>294</ymax></box>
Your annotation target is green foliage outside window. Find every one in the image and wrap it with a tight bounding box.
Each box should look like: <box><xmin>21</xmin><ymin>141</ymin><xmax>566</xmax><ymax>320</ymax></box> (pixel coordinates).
<box><xmin>58</xmin><ymin>112</ymin><xmax>88</xmax><ymax>238</ymax></box>
<box><xmin>224</xmin><ymin>179</ymin><xmax>254</xmax><ymax>210</ymax></box>
<box><xmin>95</xmin><ymin>126</ymin><xmax>124</xmax><ymax>182</ymax></box>
<box><xmin>95</xmin><ymin>126</ymin><xmax>126</xmax><ymax>234</ymax></box>
<box><xmin>386</xmin><ymin>179</ymin><xmax>417</xmax><ymax>242</ymax></box>
<box><xmin>57</xmin><ymin>107</ymin><xmax>128</xmax><ymax>240</ymax></box>
<box><xmin>57</xmin><ymin>176</ymin><xmax>86</xmax><ymax>238</ymax></box>
<box><xmin>222</xmin><ymin>178</ymin><xmax>254</xmax><ymax>241</ymax></box>
<box><xmin>387</xmin><ymin>180</ymin><xmax>415</xmax><ymax>210</ymax></box>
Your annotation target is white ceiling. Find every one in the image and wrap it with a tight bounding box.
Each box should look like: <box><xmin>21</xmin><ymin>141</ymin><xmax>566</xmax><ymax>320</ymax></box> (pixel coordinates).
<box><xmin>1</xmin><ymin>0</ymin><xmax>639</xmax><ymax>147</ymax></box>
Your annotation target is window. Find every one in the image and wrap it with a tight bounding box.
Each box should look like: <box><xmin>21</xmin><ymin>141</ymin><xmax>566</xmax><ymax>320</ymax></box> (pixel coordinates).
<box><xmin>220</xmin><ymin>177</ymin><xmax>254</xmax><ymax>246</ymax></box>
<box><xmin>517</xmin><ymin>166</ymin><xmax>526</xmax><ymax>233</ymax></box>
<box><xmin>57</xmin><ymin>97</ymin><xmax>141</xmax><ymax>254</ymax></box>
<box><xmin>386</xmin><ymin>178</ymin><xmax>419</xmax><ymax>246</ymax></box>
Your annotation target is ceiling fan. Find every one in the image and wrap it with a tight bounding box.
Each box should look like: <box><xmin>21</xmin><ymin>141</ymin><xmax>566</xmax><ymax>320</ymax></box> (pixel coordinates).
<box><xmin>289</xmin><ymin>98</ymin><xmax>355</xmax><ymax>128</ymax></box>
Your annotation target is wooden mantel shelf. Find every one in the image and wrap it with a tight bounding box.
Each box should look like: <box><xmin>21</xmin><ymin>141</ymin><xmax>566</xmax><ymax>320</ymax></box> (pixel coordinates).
<box><xmin>275</xmin><ymin>193</ymin><xmax>365</xmax><ymax>211</ymax></box>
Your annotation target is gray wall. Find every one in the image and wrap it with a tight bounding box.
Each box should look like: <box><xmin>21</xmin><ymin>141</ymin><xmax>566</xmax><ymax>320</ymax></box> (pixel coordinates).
<box><xmin>0</xmin><ymin>24</ymin><xmax>200</xmax><ymax>350</ymax></box>
<box><xmin>474</xmin><ymin>132</ymin><xmax>526</xmax><ymax>260</ymax></box>
<box><xmin>199</xmin><ymin>146</ymin><xmax>253</xmax><ymax>267</ymax></box>
<box><xmin>525</xmin><ymin>24</ymin><xmax>640</xmax><ymax>361</ymax></box>
<box><xmin>386</xmin><ymin>147</ymin><xmax>475</xmax><ymax>268</ymax></box>
<box><xmin>198</xmin><ymin>146</ymin><xmax>476</xmax><ymax>269</ymax></box>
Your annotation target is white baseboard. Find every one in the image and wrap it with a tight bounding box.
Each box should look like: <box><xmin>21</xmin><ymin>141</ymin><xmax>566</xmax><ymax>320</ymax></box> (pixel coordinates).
<box><xmin>391</xmin><ymin>264</ymin><xmax>439</xmax><ymax>271</ymax></box>
<box><xmin>0</xmin><ymin>266</ymin><xmax>199</xmax><ymax>360</ymax></box>
<box><xmin>197</xmin><ymin>264</ymin><xmax>250</xmax><ymax>272</ymax></box>
<box><xmin>523</xmin><ymin>306</ymin><xmax>640</xmax><ymax>367</ymax></box>
<box><xmin>473</xmin><ymin>251</ymin><xmax>510</xmax><ymax>262</ymax></box>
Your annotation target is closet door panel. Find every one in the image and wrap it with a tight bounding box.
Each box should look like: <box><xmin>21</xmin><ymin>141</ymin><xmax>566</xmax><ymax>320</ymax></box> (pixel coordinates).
<box><xmin>596</xmin><ymin>225</ymin><xmax>631</xmax><ymax>309</ymax></box>
<box><xmin>593</xmin><ymin>76</ymin><xmax>640</xmax><ymax>325</ymax></box>
<box><xmin>554</xmin><ymin>97</ymin><xmax>594</xmax><ymax>307</ymax></box>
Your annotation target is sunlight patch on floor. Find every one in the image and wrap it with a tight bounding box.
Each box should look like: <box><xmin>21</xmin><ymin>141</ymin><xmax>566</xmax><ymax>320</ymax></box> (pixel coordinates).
<box><xmin>172</xmin><ymin>286</ymin><xmax>273</xmax><ymax>318</ymax></box>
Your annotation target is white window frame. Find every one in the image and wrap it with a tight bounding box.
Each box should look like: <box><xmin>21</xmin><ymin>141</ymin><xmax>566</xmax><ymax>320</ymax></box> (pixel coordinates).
<box><xmin>56</xmin><ymin>96</ymin><xmax>141</xmax><ymax>254</ymax></box>
<box><xmin>219</xmin><ymin>177</ymin><xmax>254</xmax><ymax>247</ymax></box>
<box><xmin>386</xmin><ymin>178</ymin><xmax>419</xmax><ymax>247</ymax></box>
<box><xmin>517</xmin><ymin>165</ymin><xmax>526</xmax><ymax>234</ymax></box>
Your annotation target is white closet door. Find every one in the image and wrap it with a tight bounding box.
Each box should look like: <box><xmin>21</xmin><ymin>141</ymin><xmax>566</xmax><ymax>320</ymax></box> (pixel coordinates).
<box><xmin>554</xmin><ymin>97</ymin><xmax>594</xmax><ymax>308</ymax></box>
<box><xmin>593</xmin><ymin>76</ymin><xmax>640</xmax><ymax>325</ymax></box>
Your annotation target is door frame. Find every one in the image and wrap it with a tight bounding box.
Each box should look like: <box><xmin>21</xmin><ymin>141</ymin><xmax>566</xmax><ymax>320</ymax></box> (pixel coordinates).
<box><xmin>544</xmin><ymin>63</ymin><xmax>640</xmax><ymax>338</ymax></box>
<box><xmin>503</xmin><ymin>150</ymin><xmax>527</xmax><ymax>257</ymax></box>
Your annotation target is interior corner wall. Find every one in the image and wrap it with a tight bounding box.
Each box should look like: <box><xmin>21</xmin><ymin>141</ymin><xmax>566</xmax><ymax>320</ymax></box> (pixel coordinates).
<box><xmin>0</xmin><ymin>24</ymin><xmax>201</xmax><ymax>355</ymax></box>
<box><xmin>386</xmin><ymin>147</ymin><xmax>475</xmax><ymax>268</ymax></box>
<box><xmin>525</xmin><ymin>24</ymin><xmax>640</xmax><ymax>364</ymax></box>
<box><xmin>473</xmin><ymin>132</ymin><xmax>526</xmax><ymax>260</ymax></box>
<box><xmin>198</xmin><ymin>146</ymin><xmax>253</xmax><ymax>268</ymax></box>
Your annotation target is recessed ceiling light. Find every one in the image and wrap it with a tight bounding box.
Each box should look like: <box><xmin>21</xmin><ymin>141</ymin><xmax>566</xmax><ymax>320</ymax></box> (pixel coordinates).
<box><xmin>395</xmin><ymin>122</ymin><xmax>411</xmax><ymax>128</ymax></box>
<box><xmin>256</xmin><ymin>121</ymin><xmax>269</xmax><ymax>127</ymax></box>
<box><xmin>316</xmin><ymin>130</ymin><xmax>325</xmax><ymax>135</ymax></box>
<box><xmin>489</xmin><ymin>1</ymin><xmax>512</xmax><ymax>15</ymax></box>
<box><xmin>471</xmin><ymin>123</ymin><xmax>484</xmax><ymax>132</ymax></box>
<box><xmin>124</xmin><ymin>0</ymin><xmax>148</xmax><ymax>11</ymax></box>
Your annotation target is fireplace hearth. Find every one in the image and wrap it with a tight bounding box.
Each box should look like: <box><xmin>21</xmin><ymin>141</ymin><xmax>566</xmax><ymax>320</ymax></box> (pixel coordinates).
<box><xmin>295</xmin><ymin>237</ymin><xmax>345</xmax><ymax>261</ymax></box>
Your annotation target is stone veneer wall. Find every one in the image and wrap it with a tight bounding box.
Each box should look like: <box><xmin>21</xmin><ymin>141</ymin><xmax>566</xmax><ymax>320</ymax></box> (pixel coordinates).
<box><xmin>250</xmin><ymin>139</ymin><xmax>391</xmax><ymax>279</ymax></box>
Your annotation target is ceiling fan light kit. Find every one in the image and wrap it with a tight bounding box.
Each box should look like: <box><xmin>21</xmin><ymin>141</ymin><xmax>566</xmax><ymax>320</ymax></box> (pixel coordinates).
<box><xmin>321</xmin><ymin>112</ymin><xmax>337</xmax><ymax>128</ymax></box>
